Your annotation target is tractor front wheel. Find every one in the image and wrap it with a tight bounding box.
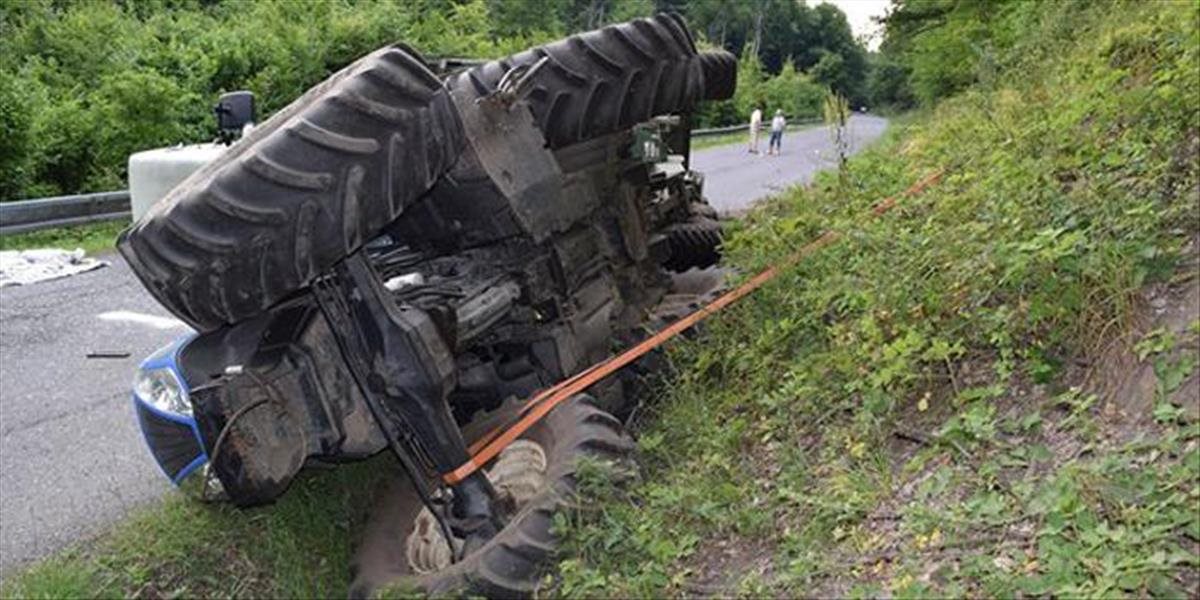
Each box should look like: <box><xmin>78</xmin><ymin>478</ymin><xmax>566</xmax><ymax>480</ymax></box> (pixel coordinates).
<box><xmin>349</xmin><ymin>395</ymin><xmax>634</xmax><ymax>598</ymax></box>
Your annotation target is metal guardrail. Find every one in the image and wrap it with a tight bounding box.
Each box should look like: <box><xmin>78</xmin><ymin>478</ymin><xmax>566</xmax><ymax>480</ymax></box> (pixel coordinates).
<box><xmin>0</xmin><ymin>191</ymin><xmax>131</xmax><ymax>235</ymax></box>
<box><xmin>692</xmin><ymin>123</ymin><xmax>754</xmax><ymax>137</ymax></box>
<box><xmin>0</xmin><ymin>122</ymin><xmax>827</xmax><ymax>235</ymax></box>
<box><xmin>691</xmin><ymin>117</ymin><xmax>822</xmax><ymax>138</ymax></box>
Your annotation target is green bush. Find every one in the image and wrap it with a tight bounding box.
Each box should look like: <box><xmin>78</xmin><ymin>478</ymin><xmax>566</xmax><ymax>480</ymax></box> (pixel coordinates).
<box><xmin>1</xmin><ymin>0</ymin><xmax>872</xmax><ymax>192</ymax></box>
<box><xmin>705</xmin><ymin>49</ymin><xmax>825</xmax><ymax>128</ymax></box>
<box><xmin>760</xmin><ymin>60</ymin><xmax>825</xmax><ymax>120</ymax></box>
<box><xmin>0</xmin><ymin>74</ymin><xmax>33</xmax><ymax>200</ymax></box>
<box><xmin>0</xmin><ymin>0</ymin><xmax>569</xmax><ymax>201</ymax></box>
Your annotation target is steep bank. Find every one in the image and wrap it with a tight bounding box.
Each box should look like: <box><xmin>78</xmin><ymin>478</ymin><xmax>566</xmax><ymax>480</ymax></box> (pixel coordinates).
<box><xmin>554</xmin><ymin>2</ymin><xmax>1199</xmax><ymax>596</ymax></box>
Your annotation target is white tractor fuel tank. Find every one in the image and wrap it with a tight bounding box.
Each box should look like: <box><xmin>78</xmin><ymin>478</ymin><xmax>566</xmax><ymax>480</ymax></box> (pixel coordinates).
<box><xmin>128</xmin><ymin>143</ymin><xmax>226</xmax><ymax>221</ymax></box>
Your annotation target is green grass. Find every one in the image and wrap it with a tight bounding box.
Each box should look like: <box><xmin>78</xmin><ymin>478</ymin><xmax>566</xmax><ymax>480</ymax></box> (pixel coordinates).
<box><xmin>550</xmin><ymin>0</ymin><xmax>1200</xmax><ymax>597</ymax></box>
<box><xmin>0</xmin><ymin>460</ymin><xmax>387</xmax><ymax>599</ymax></box>
<box><xmin>0</xmin><ymin>220</ymin><xmax>126</xmax><ymax>256</ymax></box>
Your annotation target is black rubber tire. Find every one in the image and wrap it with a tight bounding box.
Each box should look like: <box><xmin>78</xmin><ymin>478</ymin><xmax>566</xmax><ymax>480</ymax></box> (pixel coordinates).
<box><xmin>119</xmin><ymin>15</ymin><xmax>736</xmax><ymax>332</ymax></box>
<box><xmin>696</xmin><ymin>50</ymin><xmax>738</xmax><ymax>102</ymax></box>
<box><xmin>117</xmin><ymin>44</ymin><xmax>465</xmax><ymax>331</ymax></box>
<box><xmin>452</xmin><ymin>13</ymin><xmax>736</xmax><ymax>149</ymax></box>
<box><xmin>663</xmin><ymin>217</ymin><xmax>722</xmax><ymax>272</ymax></box>
<box><xmin>348</xmin><ymin>395</ymin><xmax>634</xmax><ymax>599</ymax></box>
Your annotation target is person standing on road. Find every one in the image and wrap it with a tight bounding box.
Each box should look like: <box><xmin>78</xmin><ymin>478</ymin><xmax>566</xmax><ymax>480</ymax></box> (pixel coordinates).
<box><xmin>748</xmin><ymin>106</ymin><xmax>763</xmax><ymax>154</ymax></box>
<box><xmin>768</xmin><ymin>109</ymin><xmax>786</xmax><ymax>155</ymax></box>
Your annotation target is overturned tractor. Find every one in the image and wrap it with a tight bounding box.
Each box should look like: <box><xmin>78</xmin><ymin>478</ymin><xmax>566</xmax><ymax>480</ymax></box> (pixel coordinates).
<box><xmin>123</xmin><ymin>13</ymin><xmax>735</xmax><ymax>596</ymax></box>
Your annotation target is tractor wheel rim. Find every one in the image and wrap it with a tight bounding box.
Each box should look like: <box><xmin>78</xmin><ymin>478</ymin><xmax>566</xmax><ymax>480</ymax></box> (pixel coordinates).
<box><xmin>405</xmin><ymin>439</ymin><xmax>548</xmax><ymax>574</ymax></box>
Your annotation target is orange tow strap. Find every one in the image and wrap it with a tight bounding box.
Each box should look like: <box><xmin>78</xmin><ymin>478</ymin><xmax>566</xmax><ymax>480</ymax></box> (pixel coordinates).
<box><xmin>443</xmin><ymin>169</ymin><xmax>945</xmax><ymax>485</ymax></box>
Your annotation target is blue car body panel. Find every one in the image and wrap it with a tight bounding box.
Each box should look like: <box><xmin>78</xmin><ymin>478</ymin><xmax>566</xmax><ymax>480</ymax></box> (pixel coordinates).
<box><xmin>131</xmin><ymin>333</ymin><xmax>208</xmax><ymax>485</ymax></box>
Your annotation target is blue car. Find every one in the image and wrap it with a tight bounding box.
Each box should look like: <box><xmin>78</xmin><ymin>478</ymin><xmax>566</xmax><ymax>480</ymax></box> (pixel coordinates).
<box><xmin>130</xmin><ymin>334</ymin><xmax>226</xmax><ymax>499</ymax></box>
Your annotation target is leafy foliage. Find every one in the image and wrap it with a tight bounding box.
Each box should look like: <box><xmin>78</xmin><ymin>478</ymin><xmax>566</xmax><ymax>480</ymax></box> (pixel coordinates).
<box><xmin>0</xmin><ymin>0</ymin><xmax>869</xmax><ymax>200</ymax></box>
<box><xmin>702</xmin><ymin>49</ymin><xmax>827</xmax><ymax>128</ymax></box>
<box><xmin>4</xmin><ymin>0</ymin><xmax>544</xmax><ymax>199</ymax></box>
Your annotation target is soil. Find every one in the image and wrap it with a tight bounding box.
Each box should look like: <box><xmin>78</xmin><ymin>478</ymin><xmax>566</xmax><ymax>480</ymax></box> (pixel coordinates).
<box><xmin>1091</xmin><ymin>235</ymin><xmax>1200</xmax><ymax>426</ymax></box>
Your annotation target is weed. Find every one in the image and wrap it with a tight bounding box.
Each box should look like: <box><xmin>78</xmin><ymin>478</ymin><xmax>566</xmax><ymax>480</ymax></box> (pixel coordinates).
<box><xmin>0</xmin><ymin>459</ymin><xmax>389</xmax><ymax>599</ymax></box>
<box><xmin>0</xmin><ymin>220</ymin><xmax>126</xmax><ymax>256</ymax></box>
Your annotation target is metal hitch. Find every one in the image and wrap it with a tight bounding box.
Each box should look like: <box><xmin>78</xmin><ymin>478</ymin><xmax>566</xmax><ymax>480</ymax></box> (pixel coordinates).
<box><xmin>312</xmin><ymin>251</ymin><xmax>500</xmax><ymax>552</ymax></box>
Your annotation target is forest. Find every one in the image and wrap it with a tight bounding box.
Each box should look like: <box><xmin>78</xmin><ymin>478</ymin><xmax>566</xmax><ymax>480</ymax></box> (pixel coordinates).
<box><xmin>1</xmin><ymin>0</ymin><xmax>876</xmax><ymax>201</ymax></box>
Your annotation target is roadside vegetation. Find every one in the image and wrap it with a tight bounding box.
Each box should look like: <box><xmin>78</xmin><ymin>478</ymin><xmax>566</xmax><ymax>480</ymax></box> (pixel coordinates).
<box><xmin>0</xmin><ymin>221</ymin><xmax>124</xmax><ymax>255</ymax></box>
<box><xmin>0</xmin><ymin>0</ymin><xmax>866</xmax><ymax>201</ymax></box>
<box><xmin>2</xmin><ymin>0</ymin><xmax>1196</xmax><ymax>598</ymax></box>
<box><xmin>1</xmin><ymin>460</ymin><xmax>390</xmax><ymax>598</ymax></box>
<box><xmin>552</xmin><ymin>0</ymin><xmax>1200</xmax><ymax>596</ymax></box>
<box><xmin>690</xmin><ymin>120</ymin><xmax>823</xmax><ymax>151</ymax></box>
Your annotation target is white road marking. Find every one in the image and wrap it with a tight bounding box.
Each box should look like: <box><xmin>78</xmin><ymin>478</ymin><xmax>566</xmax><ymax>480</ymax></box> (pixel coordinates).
<box><xmin>97</xmin><ymin>310</ymin><xmax>188</xmax><ymax>330</ymax></box>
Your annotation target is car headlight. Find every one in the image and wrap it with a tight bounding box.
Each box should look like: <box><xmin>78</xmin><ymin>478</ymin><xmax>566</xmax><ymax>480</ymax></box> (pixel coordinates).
<box><xmin>134</xmin><ymin>367</ymin><xmax>190</xmax><ymax>415</ymax></box>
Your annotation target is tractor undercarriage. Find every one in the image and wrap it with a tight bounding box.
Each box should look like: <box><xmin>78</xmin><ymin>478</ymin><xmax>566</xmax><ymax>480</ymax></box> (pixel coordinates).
<box><xmin>123</xmin><ymin>13</ymin><xmax>736</xmax><ymax>596</ymax></box>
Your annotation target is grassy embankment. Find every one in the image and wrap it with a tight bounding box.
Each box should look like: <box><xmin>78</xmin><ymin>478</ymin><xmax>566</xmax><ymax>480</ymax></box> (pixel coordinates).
<box><xmin>2</xmin><ymin>1</ymin><xmax>1197</xmax><ymax>597</ymax></box>
<box><xmin>552</xmin><ymin>1</ymin><xmax>1200</xmax><ymax>597</ymax></box>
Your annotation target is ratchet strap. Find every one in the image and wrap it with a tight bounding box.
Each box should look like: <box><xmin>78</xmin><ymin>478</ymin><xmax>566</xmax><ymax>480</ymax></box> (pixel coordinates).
<box><xmin>443</xmin><ymin>169</ymin><xmax>945</xmax><ymax>485</ymax></box>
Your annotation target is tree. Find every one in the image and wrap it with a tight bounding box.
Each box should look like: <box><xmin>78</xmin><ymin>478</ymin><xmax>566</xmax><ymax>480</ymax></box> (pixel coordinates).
<box><xmin>673</xmin><ymin>0</ymin><xmax>868</xmax><ymax>104</ymax></box>
<box><xmin>867</xmin><ymin>53</ymin><xmax>914</xmax><ymax>109</ymax></box>
<box><xmin>874</xmin><ymin>0</ymin><xmax>1020</xmax><ymax>106</ymax></box>
<box><xmin>487</xmin><ymin>0</ymin><xmax>564</xmax><ymax>38</ymax></box>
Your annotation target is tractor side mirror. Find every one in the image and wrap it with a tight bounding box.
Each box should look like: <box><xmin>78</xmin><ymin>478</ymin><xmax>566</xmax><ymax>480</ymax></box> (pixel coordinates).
<box><xmin>214</xmin><ymin>91</ymin><xmax>255</xmax><ymax>145</ymax></box>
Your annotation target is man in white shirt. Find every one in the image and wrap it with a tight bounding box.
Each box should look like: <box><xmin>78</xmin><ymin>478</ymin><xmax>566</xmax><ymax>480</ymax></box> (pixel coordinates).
<box><xmin>748</xmin><ymin>106</ymin><xmax>763</xmax><ymax>154</ymax></box>
<box><xmin>768</xmin><ymin>109</ymin><xmax>786</xmax><ymax>155</ymax></box>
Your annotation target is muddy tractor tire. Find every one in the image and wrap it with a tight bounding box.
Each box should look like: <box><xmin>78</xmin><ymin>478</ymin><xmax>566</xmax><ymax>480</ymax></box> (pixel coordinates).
<box><xmin>451</xmin><ymin>12</ymin><xmax>724</xmax><ymax>149</ymax></box>
<box><xmin>117</xmin><ymin>43</ymin><xmax>463</xmax><ymax>332</ymax></box>
<box><xmin>118</xmin><ymin>14</ymin><xmax>736</xmax><ymax>332</ymax></box>
<box><xmin>348</xmin><ymin>395</ymin><xmax>634</xmax><ymax>598</ymax></box>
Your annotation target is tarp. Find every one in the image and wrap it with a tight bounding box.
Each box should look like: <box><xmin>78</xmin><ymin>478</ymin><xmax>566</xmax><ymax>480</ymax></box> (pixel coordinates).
<box><xmin>0</xmin><ymin>248</ymin><xmax>107</xmax><ymax>288</ymax></box>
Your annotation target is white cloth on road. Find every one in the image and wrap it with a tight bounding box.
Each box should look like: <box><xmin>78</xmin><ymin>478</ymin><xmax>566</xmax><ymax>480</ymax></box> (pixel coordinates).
<box><xmin>771</xmin><ymin>114</ymin><xmax>786</xmax><ymax>132</ymax></box>
<box><xmin>0</xmin><ymin>248</ymin><xmax>107</xmax><ymax>288</ymax></box>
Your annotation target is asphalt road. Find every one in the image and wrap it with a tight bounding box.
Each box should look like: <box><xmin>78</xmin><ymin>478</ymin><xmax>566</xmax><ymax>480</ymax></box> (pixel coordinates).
<box><xmin>694</xmin><ymin>114</ymin><xmax>889</xmax><ymax>213</ymax></box>
<box><xmin>0</xmin><ymin>258</ymin><xmax>190</xmax><ymax>577</ymax></box>
<box><xmin>0</xmin><ymin>114</ymin><xmax>887</xmax><ymax>576</ymax></box>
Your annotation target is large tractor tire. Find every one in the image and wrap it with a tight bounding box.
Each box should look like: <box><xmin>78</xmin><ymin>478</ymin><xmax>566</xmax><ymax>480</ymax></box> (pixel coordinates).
<box><xmin>117</xmin><ymin>44</ymin><xmax>463</xmax><ymax>332</ymax></box>
<box><xmin>348</xmin><ymin>395</ymin><xmax>635</xmax><ymax>598</ymax></box>
<box><xmin>118</xmin><ymin>14</ymin><xmax>736</xmax><ymax>332</ymax></box>
<box><xmin>451</xmin><ymin>13</ymin><xmax>733</xmax><ymax>149</ymax></box>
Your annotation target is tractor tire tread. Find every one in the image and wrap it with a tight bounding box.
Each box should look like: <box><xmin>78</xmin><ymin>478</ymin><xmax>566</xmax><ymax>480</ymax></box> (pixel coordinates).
<box><xmin>349</xmin><ymin>395</ymin><xmax>634</xmax><ymax>599</ymax></box>
<box><xmin>117</xmin><ymin>45</ymin><xmax>464</xmax><ymax>331</ymax></box>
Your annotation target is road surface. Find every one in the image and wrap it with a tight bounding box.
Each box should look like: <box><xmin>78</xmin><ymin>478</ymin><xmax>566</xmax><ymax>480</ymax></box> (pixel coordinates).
<box><xmin>0</xmin><ymin>114</ymin><xmax>887</xmax><ymax>576</ymax></box>
<box><xmin>694</xmin><ymin>114</ymin><xmax>889</xmax><ymax>213</ymax></box>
